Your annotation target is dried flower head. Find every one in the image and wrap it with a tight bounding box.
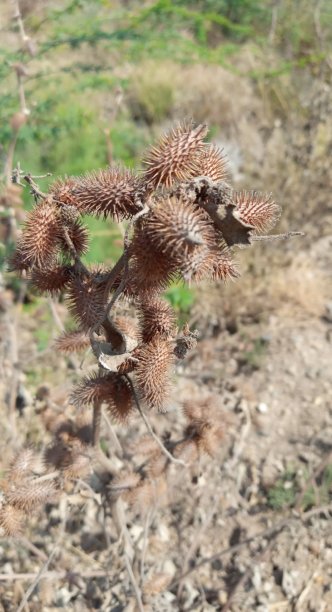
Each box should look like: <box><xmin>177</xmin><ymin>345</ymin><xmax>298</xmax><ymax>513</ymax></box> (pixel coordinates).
<box><xmin>128</xmin><ymin>227</ymin><xmax>177</xmax><ymax>293</ymax></box>
<box><xmin>6</xmin><ymin>479</ymin><xmax>57</xmax><ymax>512</ymax></box>
<box><xmin>142</xmin><ymin>122</ymin><xmax>208</xmax><ymax>188</ymax></box>
<box><xmin>0</xmin><ymin>505</ymin><xmax>25</xmax><ymax>537</ymax></box>
<box><xmin>60</xmin><ymin>218</ymin><xmax>89</xmax><ymax>257</ymax></box>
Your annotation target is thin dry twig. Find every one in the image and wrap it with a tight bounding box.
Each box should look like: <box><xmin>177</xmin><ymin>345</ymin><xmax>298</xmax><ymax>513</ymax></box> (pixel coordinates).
<box><xmin>16</xmin><ymin>545</ymin><xmax>58</xmax><ymax>612</ymax></box>
<box><xmin>125</xmin><ymin>374</ymin><xmax>187</xmax><ymax>467</ymax></box>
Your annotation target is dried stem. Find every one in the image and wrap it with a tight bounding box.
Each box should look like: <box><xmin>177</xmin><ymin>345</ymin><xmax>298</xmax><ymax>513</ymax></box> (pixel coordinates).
<box><xmin>92</xmin><ymin>401</ymin><xmax>102</xmax><ymax>447</ymax></box>
<box><xmin>16</xmin><ymin>545</ymin><xmax>58</xmax><ymax>612</ymax></box>
<box><xmin>251</xmin><ymin>231</ymin><xmax>305</xmax><ymax>241</ymax></box>
<box><xmin>125</xmin><ymin>375</ymin><xmax>187</xmax><ymax>467</ymax></box>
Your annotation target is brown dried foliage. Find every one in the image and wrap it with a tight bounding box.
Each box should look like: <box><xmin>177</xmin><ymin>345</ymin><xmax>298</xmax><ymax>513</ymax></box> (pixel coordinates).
<box><xmin>20</xmin><ymin>199</ymin><xmax>61</xmax><ymax>268</ymax></box>
<box><xmin>9</xmin><ymin>120</ymin><xmax>287</xmax><ymax>540</ymax></box>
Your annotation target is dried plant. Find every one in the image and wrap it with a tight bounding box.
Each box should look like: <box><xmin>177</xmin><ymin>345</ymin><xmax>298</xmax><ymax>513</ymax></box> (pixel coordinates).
<box><xmin>8</xmin><ymin>119</ymin><xmax>301</xmax><ymax>600</ymax></box>
<box><xmin>10</xmin><ymin>119</ymin><xmax>293</xmax><ymax>445</ymax></box>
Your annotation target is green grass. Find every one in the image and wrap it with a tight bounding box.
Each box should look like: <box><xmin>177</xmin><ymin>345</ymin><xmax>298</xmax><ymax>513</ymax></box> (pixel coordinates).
<box><xmin>267</xmin><ymin>463</ymin><xmax>332</xmax><ymax>511</ymax></box>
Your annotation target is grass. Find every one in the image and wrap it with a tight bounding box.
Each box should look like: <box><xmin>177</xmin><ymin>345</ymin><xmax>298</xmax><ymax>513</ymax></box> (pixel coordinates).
<box><xmin>267</xmin><ymin>463</ymin><xmax>332</xmax><ymax>511</ymax></box>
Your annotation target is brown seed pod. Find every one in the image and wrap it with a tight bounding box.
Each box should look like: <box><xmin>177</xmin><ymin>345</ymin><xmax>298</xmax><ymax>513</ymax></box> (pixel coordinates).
<box><xmin>68</xmin><ymin>167</ymin><xmax>145</xmax><ymax>219</ymax></box>
<box><xmin>8</xmin><ymin>449</ymin><xmax>43</xmax><ymax>482</ymax></box>
<box><xmin>50</xmin><ymin>177</ymin><xmax>79</xmax><ymax>206</ymax></box>
<box><xmin>66</xmin><ymin>271</ymin><xmax>107</xmax><ymax>331</ymax></box>
<box><xmin>60</xmin><ymin>218</ymin><xmax>89</xmax><ymax>257</ymax></box>
<box><xmin>234</xmin><ymin>191</ymin><xmax>281</xmax><ymax>233</ymax></box>
<box><xmin>208</xmin><ymin>245</ymin><xmax>240</xmax><ymax>282</ymax></box>
<box><xmin>142</xmin><ymin>122</ymin><xmax>208</xmax><ymax>188</ymax></box>
<box><xmin>7</xmin><ymin>239</ymin><xmax>31</xmax><ymax>273</ymax></box>
<box><xmin>144</xmin><ymin>197</ymin><xmax>216</xmax><ymax>258</ymax></box>
<box><xmin>138</xmin><ymin>295</ymin><xmax>176</xmax><ymax>343</ymax></box>
<box><xmin>135</xmin><ymin>336</ymin><xmax>174</xmax><ymax>411</ymax></box>
<box><xmin>19</xmin><ymin>199</ymin><xmax>62</xmax><ymax>268</ymax></box>
<box><xmin>128</xmin><ymin>227</ymin><xmax>177</xmax><ymax>293</ymax></box>
<box><xmin>0</xmin><ymin>505</ymin><xmax>25</xmax><ymax>537</ymax></box>
<box><xmin>71</xmin><ymin>373</ymin><xmax>134</xmax><ymax>423</ymax></box>
<box><xmin>31</xmin><ymin>263</ymin><xmax>72</xmax><ymax>294</ymax></box>
<box><xmin>54</xmin><ymin>329</ymin><xmax>90</xmax><ymax>354</ymax></box>
<box><xmin>6</xmin><ymin>479</ymin><xmax>57</xmax><ymax>512</ymax></box>
<box><xmin>194</xmin><ymin>144</ymin><xmax>228</xmax><ymax>182</ymax></box>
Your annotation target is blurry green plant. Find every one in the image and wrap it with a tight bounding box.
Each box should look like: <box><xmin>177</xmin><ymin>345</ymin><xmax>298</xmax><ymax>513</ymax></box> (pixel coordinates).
<box><xmin>267</xmin><ymin>463</ymin><xmax>332</xmax><ymax>511</ymax></box>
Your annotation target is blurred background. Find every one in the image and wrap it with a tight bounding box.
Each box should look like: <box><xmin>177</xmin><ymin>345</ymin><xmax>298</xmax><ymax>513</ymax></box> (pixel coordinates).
<box><xmin>1</xmin><ymin>1</ymin><xmax>332</xmax><ymax>610</ymax></box>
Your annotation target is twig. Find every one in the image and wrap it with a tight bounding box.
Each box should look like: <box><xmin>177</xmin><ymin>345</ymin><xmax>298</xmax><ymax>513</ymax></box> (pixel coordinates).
<box><xmin>177</xmin><ymin>505</ymin><xmax>215</xmax><ymax>599</ymax></box>
<box><xmin>251</xmin><ymin>231</ymin><xmax>305</xmax><ymax>241</ymax></box>
<box><xmin>140</xmin><ymin>508</ymin><xmax>154</xmax><ymax>585</ymax></box>
<box><xmin>61</xmin><ymin>225</ymin><xmax>90</xmax><ymax>276</ymax></box>
<box><xmin>124</xmin><ymin>553</ymin><xmax>145</xmax><ymax>612</ymax></box>
<box><xmin>92</xmin><ymin>400</ymin><xmax>102</xmax><ymax>447</ymax></box>
<box><xmin>102</xmin><ymin>408</ymin><xmax>124</xmax><ymax>456</ymax></box>
<box><xmin>47</xmin><ymin>297</ymin><xmax>64</xmax><ymax>332</ymax></box>
<box><xmin>16</xmin><ymin>545</ymin><xmax>58</xmax><ymax>612</ymax></box>
<box><xmin>125</xmin><ymin>375</ymin><xmax>187</xmax><ymax>467</ymax></box>
<box><xmin>0</xmin><ymin>569</ymin><xmax>116</xmax><ymax>582</ymax></box>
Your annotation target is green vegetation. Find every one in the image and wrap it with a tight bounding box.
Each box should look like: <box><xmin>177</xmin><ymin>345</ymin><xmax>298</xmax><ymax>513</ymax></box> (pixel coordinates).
<box><xmin>267</xmin><ymin>463</ymin><xmax>332</xmax><ymax>511</ymax></box>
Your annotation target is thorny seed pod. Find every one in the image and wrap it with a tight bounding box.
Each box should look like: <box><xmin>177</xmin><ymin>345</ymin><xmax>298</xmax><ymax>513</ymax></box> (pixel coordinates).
<box><xmin>0</xmin><ymin>505</ymin><xmax>25</xmax><ymax>537</ymax></box>
<box><xmin>144</xmin><ymin>197</ymin><xmax>215</xmax><ymax>259</ymax></box>
<box><xmin>6</xmin><ymin>479</ymin><xmax>57</xmax><ymax>512</ymax></box>
<box><xmin>31</xmin><ymin>263</ymin><xmax>72</xmax><ymax>294</ymax></box>
<box><xmin>194</xmin><ymin>144</ymin><xmax>228</xmax><ymax>182</ymax></box>
<box><xmin>142</xmin><ymin>122</ymin><xmax>208</xmax><ymax>188</ymax></box>
<box><xmin>138</xmin><ymin>295</ymin><xmax>176</xmax><ymax>343</ymax></box>
<box><xmin>71</xmin><ymin>373</ymin><xmax>134</xmax><ymax>423</ymax></box>
<box><xmin>135</xmin><ymin>336</ymin><xmax>174</xmax><ymax>412</ymax></box>
<box><xmin>60</xmin><ymin>218</ymin><xmax>89</xmax><ymax>257</ymax></box>
<box><xmin>234</xmin><ymin>191</ymin><xmax>281</xmax><ymax>234</ymax></box>
<box><xmin>128</xmin><ymin>227</ymin><xmax>177</xmax><ymax>293</ymax></box>
<box><xmin>19</xmin><ymin>199</ymin><xmax>61</xmax><ymax>268</ymax></box>
<box><xmin>67</xmin><ymin>167</ymin><xmax>145</xmax><ymax>220</ymax></box>
<box><xmin>54</xmin><ymin>329</ymin><xmax>90</xmax><ymax>354</ymax></box>
<box><xmin>66</xmin><ymin>272</ymin><xmax>108</xmax><ymax>331</ymax></box>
